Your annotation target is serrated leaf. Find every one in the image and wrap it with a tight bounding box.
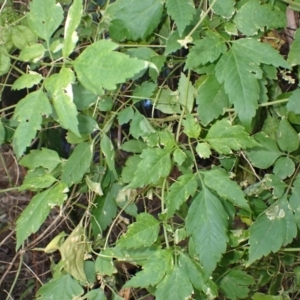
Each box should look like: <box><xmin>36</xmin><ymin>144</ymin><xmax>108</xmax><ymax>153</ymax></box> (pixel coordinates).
<box><xmin>173</xmin><ymin>148</ymin><xmax>186</xmax><ymax>165</ymax></box>
<box><xmin>203</xmin><ymin>168</ymin><xmax>251</xmax><ymax>212</ymax></box>
<box><xmin>186</xmin><ymin>187</ymin><xmax>228</xmax><ymax>274</ymax></box>
<box><xmin>118</xmin><ymin>107</ymin><xmax>134</xmax><ymax>125</ymax></box>
<box><xmin>20</xmin><ymin>148</ymin><xmax>61</xmax><ymax>172</ymax></box>
<box><xmin>234</xmin><ymin>0</ymin><xmax>286</xmax><ymax>36</ymax></box>
<box><xmin>246</xmin><ymin>132</ymin><xmax>282</xmax><ymax>169</ymax></box>
<box><xmin>36</xmin><ymin>274</ymin><xmax>83</xmax><ymax>300</ymax></box>
<box><xmin>264</xmin><ymin>174</ymin><xmax>287</xmax><ymax>199</ymax></box>
<box><xmin>18</xmin><ymin>43</ymin><xmax>45</xmax><ymax>62</ymax></box>
<box><xmin>186</xmin><ymin>31</ymin><xmax>227</xmax><ymax>69</ymax></box>
<box><xmin>219</xmin><ymin>270</ymin><xmax>255</xmax><ymax>300</ymax></box>
<box><xmin>247</xmin><ymin>196</ymin><xmax>297</xmax><ymax>266</ymax></box>
<box><xmin>182</xmin><ymin>114</ymin><xmax>201</xmax><ymax>138</ymax></box>
<box><xmin>16</xmin><ymin>183</ymin><xmax>68</xmax><ymax>249</ymax></box>
<box><xmin>63</xmin><ymin>0</ymin><xmax>82</xmax><ymax>58</ymax></box>
<box><xmin>166</xmin><ymin>0</ymin><xmax>195</xmax><ymax>36</ymax></box>
<box><xmin>196</xmin><ymin>142</ymin><xmax>212</xmax><ymax>159</ymax></box>
<box><xmin>155</xmin><ymin>264</ymin><xmax>193</xmax><ymax>300</ymax></box>
<box><xmin>101</xmin><ymin>134</ymin><xmax>117</xmax><ymax>178</ymax></box>
<box><xmin>61</xmin><ymin>142</ymin><xmax>93</xmax><ymax>186</ymax></box>
<box><xmin>210</xmin><ymin>0</ymin><xmax>235</xmax><ymax>18</ymax></box>
<box><xmin>12</xmin><ymin>90</ymin><xmax>52</xmax><ymax>158</ymax></box>
<box><xmin>107</xmin><ymin>0</ymin><xmax>163</xmax><ymax>41</ymax></box>
<box><xmin>124</xmin><ymin>249</ymin><xmax>173</xmax><ymax>287</ymax></box>
<box><xmin>11</xmin><ymin>25</ymin><xmax>37</xmax><ymax>50</ymax></box>
<box><xmin>27</xmin><ymin>0</ymin><xmax>64</xmax><ymax>42</ymax></box>
<box><xmin>165</xmin><ymin>174</ymin><xmax>198</xmax><ymax>218</ymax></box>
<box><xmin>289</xmin><ymin>175</ymin><xmax>300</xmax><ymax>229</ymax></box>
<box><xmin>121</xmin><ymin>155</ymin><xmax>142</xmax><ymax>184</ymax></box>
<box><xmin>85</xmin><ymin>289</ymin><xmax>107</xmax><ymax>300</ymax></box>
<box><xmin>178</xmin><ymin>72</ymin><xmax>194</xmax><ymax>113</ymax></box>
<box><xmin>20</xmin><ymin>173</ymin><xmax>57</xmax><ymax>191</ymax></box>
<box><xmin>117</xmin><ymin>213</ymin><xmax>159</xmax><ymax>249</ymax></box>
<box><xmin>273</xmin><ymin>156</ymin><xmax>295</xmax><ymax>180</ymax></box>
<box><xmin>121</xmin><ymin>140</ymin><xmax>147</xmax><ymax>154</ymax></box>
<box><xmin>74</xmin><ymin>40</ymin><xmax>146</xmax><ymax>95</ymax></box>
<box><xmin>288</xmin><ymin>28</ymin><xmax>300</xmax><ymax>66</ymax></box>
<box><xmin>196</xmin><ymin>75</ymin><xmax>229</xmax><ymax>126</ymax></box>
<box><xmin>165</xmin><ymin>31</ymin><xmax>181</xmax><ymax>56</ymax></box>
<box><xmin>0</xmin><ymin>45</ymin><xmax>10</xmax><ymax>76</ymax></box>
<box><xmin>127</xmin><ymin>148</ymin><xmax>172</xmax><ymax>188</ymax></box>
<box><xmin>95</xmin><ymin>249</ymin><xmax>117</xmax><ymax>276</ymax></box>
<box><xmin>12</xmin><ymin>73</ymin><xmax>43</xmax><ymax>90</ymax></box>
<box><xmin>277</xmin><ymin>119</ymin><xmax>299</xmax><ymax>153</ymax></box>
<box><xmin>205</xmin><ymin>119</ymin><xmax>258</xmax><ymax>154</ymax></box>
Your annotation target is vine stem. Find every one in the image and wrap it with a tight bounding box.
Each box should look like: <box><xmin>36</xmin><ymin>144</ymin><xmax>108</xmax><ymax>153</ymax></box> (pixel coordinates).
<box><xmin>280</xmin><ymin>0</ymin><xmax>300</xmax><ymax>9</ymax></box>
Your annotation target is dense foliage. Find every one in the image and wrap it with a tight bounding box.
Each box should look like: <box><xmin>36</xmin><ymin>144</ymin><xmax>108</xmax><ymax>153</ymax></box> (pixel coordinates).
<box><xmin>1</xmin><ymin>0</ymin><xmax>300</xmax><ymax>299</ymax></box>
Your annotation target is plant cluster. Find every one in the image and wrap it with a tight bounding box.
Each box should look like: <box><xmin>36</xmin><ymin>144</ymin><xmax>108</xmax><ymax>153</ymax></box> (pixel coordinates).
<box><xmin>1</xmin><ymin>0</ymin><xmax>300</xmax><ymax>299</ymax></box>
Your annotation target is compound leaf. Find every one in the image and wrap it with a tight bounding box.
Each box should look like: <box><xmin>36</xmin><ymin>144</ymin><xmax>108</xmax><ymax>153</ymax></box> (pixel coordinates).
<box><xmin>205</xmin><ymin>119</ymin><xmax>258</xmax><ymax>154</ymax></box>
<box><xmin>12</xmin><ymin>90</ymin><xmax>52</xmax><ymax>158</ymax></box>
<box><xmin>203</xmin><ymin>167</ymin><xmax>251</xmax><ymax>212</ymax></box>
<box><xmin>165</xmin><ymin>174</ymin><xmax>198</xmax><ymax>218</ymax></box>
<box><xmin>61</xmin><ymin>142</ymin><xmax>93</xmax><ymax>186</ymax></box>
<box><xmin>27</xmin><ymin>0</ymin><xmax>64</xmax><ymax>42</ymax></box>
<box><xmin>127</xmin><ymin>148</ymin><xmax>172</xmax><ymax>188</ymax></box>
<box><xmin>166</xmin><ymin>0</ymin><xmax>195</xmax><ymax>36</ymax></box>
<box><xmin>124</xmin><ymin>249</ymin><xmax>173</xmax><ymax>287</ymax></box>
<box><xmin>247</xmin><ymin>196</ymin><xmax>297</xmax><ymax>266</ymax></box>
<box><xmin>186</xmin><ymin>187</ymin><xmax>228</xmax><ymax>274</ymax></box>
<box><xmin>74</xmin><ymin>40</ymin><xmax>147</xmax><ymax>95</ymax></box>
<box><xmin>117</xmin><ymin>213</ymin><xmax>160</xmax><ymax>249</ymax></box>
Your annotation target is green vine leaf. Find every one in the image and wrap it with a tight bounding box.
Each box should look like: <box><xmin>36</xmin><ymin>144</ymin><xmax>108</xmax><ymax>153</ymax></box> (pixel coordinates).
<box><xmin>166</xmin><ymin>0</ymin><xmax>195</xmax><ymax>36</ymax></box>
<box><xmin>276</xmin><ymin>119</ymin><xmax>299</xmax><ymax>153</ymax></box>
<box><xmin>178</xmin><ymin>72</ymin><xmax>195</xmax><ymax>113</ymax></box>
<box><xmin>186</xmin><ymin>187</ymin><xmax>228</xmax><ymax>275</ymax></box>
<box><xmin>12</xmin><ymin>72</ymin><xmax>43</xmax><ymax>90</ymax></box>
<box><xmin>95</xmin><ymin>249</ymin><xmax>117</xmax><ymax>276</ymax></box>
<box><xmin>107</xmin><ymin>0</ymin><xmax>163</xmax><ymax>41</ymax></box>
<box><xmin>73</xmin><ymin>40</ymin><xmax>147</xmax><ymax>95</ymax></box>
<box><xmin>155</xmin><ymin>264</ymin><xmax>193</xmax><ymax>300</ymax></box>
<box><xmin>61</xmin><ymin>142</ymin><xmax>93</xmax><ymax>186</ymax></box>
<box><xmin>182</xmin><ymin>114</ymin><xmax>201</xmax><ymax>138</ymax></box>
<box><xmin>0</xmin><ymin>45</ymin><xmax>10</xmax><ymax>76</ymax></box>
<box><xmin>27</xmin><ymin>0</ymin><xmax>64</xmax><ymax>42</ymax></box>
<box><xmin>234</xmin><ymin>0</ymin><xmax>286</xmax><ymax>36</ymax></box>
<box><xmin>85</xmin><ymin>289</ymin><xmax>107</xmax><ymax>300</ymax></box>
<box><xmin>126</xmin><ymin>148</ymin><xmax>172</xmax><ymax>188</ymax></box>
<box><xmin>63</xmin><ymin>0</ymin><xmax>82</xmax><ymax>58</ymax></box>
<box><xmin>287</xmin><ymin>89</ymin><xmax>300</xmax><ymax>114</ymax></box>
<box><xmin>288</xmin><ymin>28</ymin><xmax>300</xmax><ymax>66</ymax></box>
<box><xmin>247</xmin><ymin>196</ymin><xmax>297</xmax><ymax>266</ymax></box>
<box><xmin>12</xmin><ymin>90</ymin><xmax>52</xmax><ymax>158</ymax></box>
<box><xmin>165</xmin><ymin>174</ymin><xmax>198</xmax><ymax>218</ymax></box>
<box><xmin>210</xmin><ymin>0</ymin><xmax>235</xmax><ymax>18</ymax></box>
<box><xmin>290</xmin><ymin>175</ymin><xmax>300</xmax><ymax>229</ymax></box>
<box><xmin>36</xmin><ymin>274</ymin><xmax>84</xmax><ymax>299</ymax></box>
<box><xmin>124</xmin><ymin>249</ymin><xmax>173</xmax><ymax>287</ymax></box>
<box><xmin>100</xmin><ymin>134</ymin><xmax>118</xmax><ymax>179</ymax></box>
<box><xmin>205</xmin><ymin>119</ymin><xmax>258</xmax><ymax>154</ymax></box>
<box><xmin>117</xmin><ymin>213</ymin><xmax>160</xmax><ymax>249</ymax></box>
<box><xmin>203</xmin><ymin>167</ymin><xmax>251</xmax><ymax>212</ymax></box>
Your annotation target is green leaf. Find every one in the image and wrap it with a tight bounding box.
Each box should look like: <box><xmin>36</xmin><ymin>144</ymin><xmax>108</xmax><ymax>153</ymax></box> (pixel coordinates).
<box><xmin>210</xmin><ymin>0</ymin><xmax>235</xmax><ymax>18</ymax></box>
<box><xmin>61</xmin><ymin>142</ymin><xmax>93</xmax><ymax>186</ymax></box>
<box><xmin>252</xmin><ymin>293</ymin><xmax>283</xmax><ymax>300</ymax></box>
<box><xmin>186</xmin><ymin>187</ymin><xmax>228</xmax><ymax>274</ymax></box>
<box><xmin>63</xmin><ymin>0</ymin><xmax>82</xmax><ymax>58</ymax></box>
<box><xmin>124</xmin><ymin>249</ymin><xmax>173</xmax><ymax>287</ymax></box>
<box><xmin>196</xmin><ymin>75</ymin><xmax>229</xmax><ymax>126</ymax></box>
<box><xmin>155</xmin><ymin>264</ymin><xmax>193</xmax><ymax>300</ymax></box>
<box><xmin>95</xmin><ymin>249</ymin><xmax>117</xmax><ymax>276</ymax></box>
<box><xmin>287</xmin><ymin>89</ymin><xmax>300</xmax><ymax>114</ymax></box>
<box><xmin>118</xmin><ymin>107</ymin><xmax>134</xmax><ymax>125</ymax></box>
<box><xmin>288</xmin><ymin>28</ymin><xmax>300</xmax><ymax>66</ymax></box>
<box><xmin>117</xmin><ymin>213</ymin><xmax>160</xmax><ymax>249</ymax></box>
<box><xmin>246</xmin><ymin>132</ymin><xmax>282</xmax><ymax>169</ymax></box>
<box><xmin>100</xmin><ymin>134</ymin><xmax>117</xmax><ymax>178</ymax></box>
<box><xmin>0</xmin><ymin>45</ymin><xmax>10</xmax><ymax>76</ymax></box>
<box><xmin>186</xmin><ymin>31</ymin><xmax>227</xmax><ymax>69</ymax></box>
<box><xmin>0</xmin><ymin>120</ymin><xmax>5</xmax><ymax>144</ymax></box>
<box><xmin>16</xmin><ymin>183</ymin><xmax>68</xmax><ymax>249</ymax></box>
<box><xmin>165</xmin><ymin>174</ymin><xmax>198</xmax><ymax>218</ymax></box>
<box><xmin>12</xmin><ymin>90</ymin><xmax>52</xmax><ymax>158</ymax></box>
<box><xmin>27</xmin><ymin>0</ymin><xmax>64</xmax><ymax>42</ymax></box>
<box><xmin>121</xmin><ymin>155</ymin><xmax>142</xmax><ymax>184</ymax></box>
<box><xmin>276</xmin><ymin>119</ymin><xmax>299</xmax><ymax>153</ymax></box>
<box><xmin>219</xmin><ymin>270</ymin><xmax>255</xmax><ymax>300</ymax></box>
<box><xmin>18</xmin><ymin>43</ymin><xmax>45</xmax><ymax>62</ymax></box>
<box><xmin>273</xmin><ymin>156</ymin><xmax>295</xmax><ymax>180</ymax></box>
<box><xmin>234</xmin><ymin>0</ymin><xmax>286</xmax><ymax>36</ymax></box>
<box><xmin>178</xmin><ymin>72</ymin><xmax>194</xmax><ymax>113</ymax></box>
<box><xmin>74</xmin><ymin>40</ymin><xmax>146</xmax><ymax>95</ymax></box>
<box><xmin>59</xmin><ymin>223</ymin><xmax>88</xmax><ymax>282</ymax></box>
<box><xmin>203</xmin><ymin>168</ymin><xmax>251</xmax><ymax>212</ymax></box>
<box><xmin>127</xmin><ymin>148</ymin><xmax>172</xmax><ymax>188</ymax></box>
<box><xmin>20</xmin><ymin>148</ymin><xmax>61</xmax><ymax>172</ymax></box>
<box><xmin>36</xmin><ymin>274</ymin><xmax>83</xmax><ymax>300</ymax></box>
<box><xmin>247</xmin><ymin>196</ymin><xmax>297</xmax><ymax>266</ymax></box>
<box><xmin>12</xmin><ymin>72</ymin><xmax>43</xmax><ymax>90</ymax></box>
<box><xmin>196</xmin><ymin>142</ymin><xmax>212</xmax><ymax>159</ymax></box>
<box><xmin>20</xmin><ymin>172</ymin><xmax>57</xmax><ymax>191</ymax></box>
<box><xmin>182</xmin><ymin>114</ymin><xmax>201</xmax><ymax>138</ymax></box>
<box><xmin>107</xmin><ymin>0</ymin><xmax>163</xmax><ymax>41</ymax></box>
<box><xmin>290</xmin><ymin>175</ymin><xmax>300</xmax><ymax>229</ymax></box>
<box><xmin>166</xmin><ymin>0</ymin><xmax>195</xmax><ymax>36</ymax></box>
<box><xmin>11</xmin><ymin>25</ymin><xmax>37</xmax><ymax>50</ymax></box>
<box><xmin>85</xmin><ymin>289</ymin><xmax>107</xmax><ymax>300</ymax></box>
<box><xmin>173</xmin><ymin>148</ymin><xmax>187</xmax><ymax>165</ymax></box>
<box><xmin>205</xmin><ymin>119</ymin><xmax>258</xmax><ymax>154</ymax></box>
<box><xmin>130</xmin><ymin>110</ymin><xmax>156</xmax><ymax>139</ymax></box>
<box><xmin>121</xmin><ymin>140</ymin><xmax>147</xmax><ymax>154</ymax></box>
